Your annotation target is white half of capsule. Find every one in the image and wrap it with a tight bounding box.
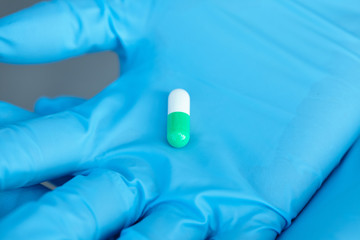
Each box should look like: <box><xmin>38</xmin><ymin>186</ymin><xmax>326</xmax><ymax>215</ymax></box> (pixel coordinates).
<box><xmin>168</xmin><ymin>89</ymin><xmax>190</xmax><ymax>115</ymax></box>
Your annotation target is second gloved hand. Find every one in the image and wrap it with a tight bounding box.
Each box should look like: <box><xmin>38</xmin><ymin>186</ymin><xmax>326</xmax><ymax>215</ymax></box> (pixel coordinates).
<box><xmin>0</xmin><ymin>97</ymin><xmax>85</xmax><ymax>218</ymax></box>
<box><xmin>1</xmin><ymin>0</ymin><xmax>360</xmax><ymax>239</ymax></box>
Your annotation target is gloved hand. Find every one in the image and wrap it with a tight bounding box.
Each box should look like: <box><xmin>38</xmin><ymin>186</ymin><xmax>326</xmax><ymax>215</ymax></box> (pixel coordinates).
<box><xmin>0</xmin><ymin>101</ymin><xmax>47</xmax><ymax>218</ymax></box>
<box><xmin>0</xmin><ymin>97</ymin><xmax>84</xmax><ymax>218</ymax></box>
<box><xmin>1</xmin><ymin>0</ymin><xmax>360</xmax><ymax>239</ymax></box>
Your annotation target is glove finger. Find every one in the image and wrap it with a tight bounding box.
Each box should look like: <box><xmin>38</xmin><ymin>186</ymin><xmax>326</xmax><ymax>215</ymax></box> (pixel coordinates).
<box><xmin>0</xmin><ymin>102</ymin><xmax>49</xmax><ymax>217</ymax></box>
<box><xmin>0</xmin><ymin>185</ymin><xmax>49</xmax><ymax>218</ymax></box>
<box><xmin>0</xmin><ymin>94</ymin><xmax>99</xmax><ymax>190</ymax></box>
<box><xmin>119</xmin><ymin>203</ymin><xmax>210</xmax><ymax>240</ymax></box>
<box><xmin>0</xmin><ymin>109</ymin><xmax>88</xmax><ymax>190</ymax></box>
<box><xmin>0</xmin><ymin>75</ymin><xmax>153</xmax><ymax>190</ymax></box>
<box><xmin>0</xmin><ymin>97</ymin><xmax>87</xmax><ymax>216</ymax></box>
<box><xmin>0</xmin><ymin>177</ymin><xmax>76</xmax><ymax>220</ymax></box>
<box><xmin>0</xmin><ymin>101</ymin><xmax>34</xmax><ymax>126</ymax></box>
<box><xmin>34</xmin><ymin>96</ymin><xmax>86</xmax><ymax>115</ymax></box>
<box><xmin>34</xmin><ymin>96</ymin><xmax>85</xmax><ymax>190</ymax></box>
<box><xmin>0</xmin><ymin>0</ymin><xmax>124</xmax><ymax>64</ymax></box>
<box><xmin>0</xmin><ymin>169</ymin><xmax>146</xmax><ymax>240</ymax></box>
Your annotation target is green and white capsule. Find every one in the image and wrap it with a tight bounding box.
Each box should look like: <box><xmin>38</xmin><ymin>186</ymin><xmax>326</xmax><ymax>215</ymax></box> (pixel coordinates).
<box><xmin>167</xmin><ymin>89</ymin><xmax>190</xmax><ymax>148</ymax></box>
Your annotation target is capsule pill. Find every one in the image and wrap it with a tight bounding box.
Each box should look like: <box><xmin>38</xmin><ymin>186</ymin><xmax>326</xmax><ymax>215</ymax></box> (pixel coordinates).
<box><xmin>167</xmin><ymin>89</ymin><xmax>190</xmax><ymax>148</ymax></box>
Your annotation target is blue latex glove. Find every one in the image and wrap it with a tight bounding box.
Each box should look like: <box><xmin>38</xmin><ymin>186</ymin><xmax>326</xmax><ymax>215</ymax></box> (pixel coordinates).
<box><xmin>0</xmin><ymin>97</ymin><xmax>84</xmax><ymax>218</ymax></box>
<box><xmin>278</xmin><ymin>137</ymin><xmax>360</xmax><ymax>239</ymax></box>
<box><xmin>0</xmin><ymin>101</ymin><xmax>48</xmax><ymax>218</ymax></box>
<box><xmin>1</xmin><ymin>0</ymin><xmax>360</xmax><ymax>239</ymax></box>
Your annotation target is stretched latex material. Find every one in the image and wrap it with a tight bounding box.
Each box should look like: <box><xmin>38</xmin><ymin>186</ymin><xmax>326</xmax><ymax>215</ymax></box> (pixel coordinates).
<box><xmin>1</xmin><ymin>0</ymin><xmax>360</xmax><ymax>239</ymax></box>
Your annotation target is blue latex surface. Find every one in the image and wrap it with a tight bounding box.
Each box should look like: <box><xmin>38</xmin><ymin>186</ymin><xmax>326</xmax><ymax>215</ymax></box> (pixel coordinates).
<box><xmin>278</xmin><ymin>136</ymin><xmax>360</xmax><ymax>239</ymax></box>
<box><xmin>1</xmin><ymin>0</ymin><xmax>360</xmax><ymax>239</ymax></box>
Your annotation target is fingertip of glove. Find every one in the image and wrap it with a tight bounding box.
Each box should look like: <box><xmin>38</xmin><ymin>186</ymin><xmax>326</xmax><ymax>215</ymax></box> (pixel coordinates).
<box><xmin>34</xmin><ymin>96</ymin><xmax>86</xmax><ymax>115</ymax></box>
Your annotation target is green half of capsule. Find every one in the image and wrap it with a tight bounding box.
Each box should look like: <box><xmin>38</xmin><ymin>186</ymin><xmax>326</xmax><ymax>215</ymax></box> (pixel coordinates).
<box><xmin>167</xmin><ymin>111</ymin><xmax>190</xmax><ymax>148</ymax></box>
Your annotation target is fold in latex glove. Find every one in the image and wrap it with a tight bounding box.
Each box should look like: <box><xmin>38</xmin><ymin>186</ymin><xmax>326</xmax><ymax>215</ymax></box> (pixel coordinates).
<box><xmin>1</xmin><ymin>0</ymin><xmax>360</xmax><ymax>239</ymax></box>
<box><xmin>279</xmin><ymin>136</ymin><xmax>360</xmax><ymax>239</ymax></box>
